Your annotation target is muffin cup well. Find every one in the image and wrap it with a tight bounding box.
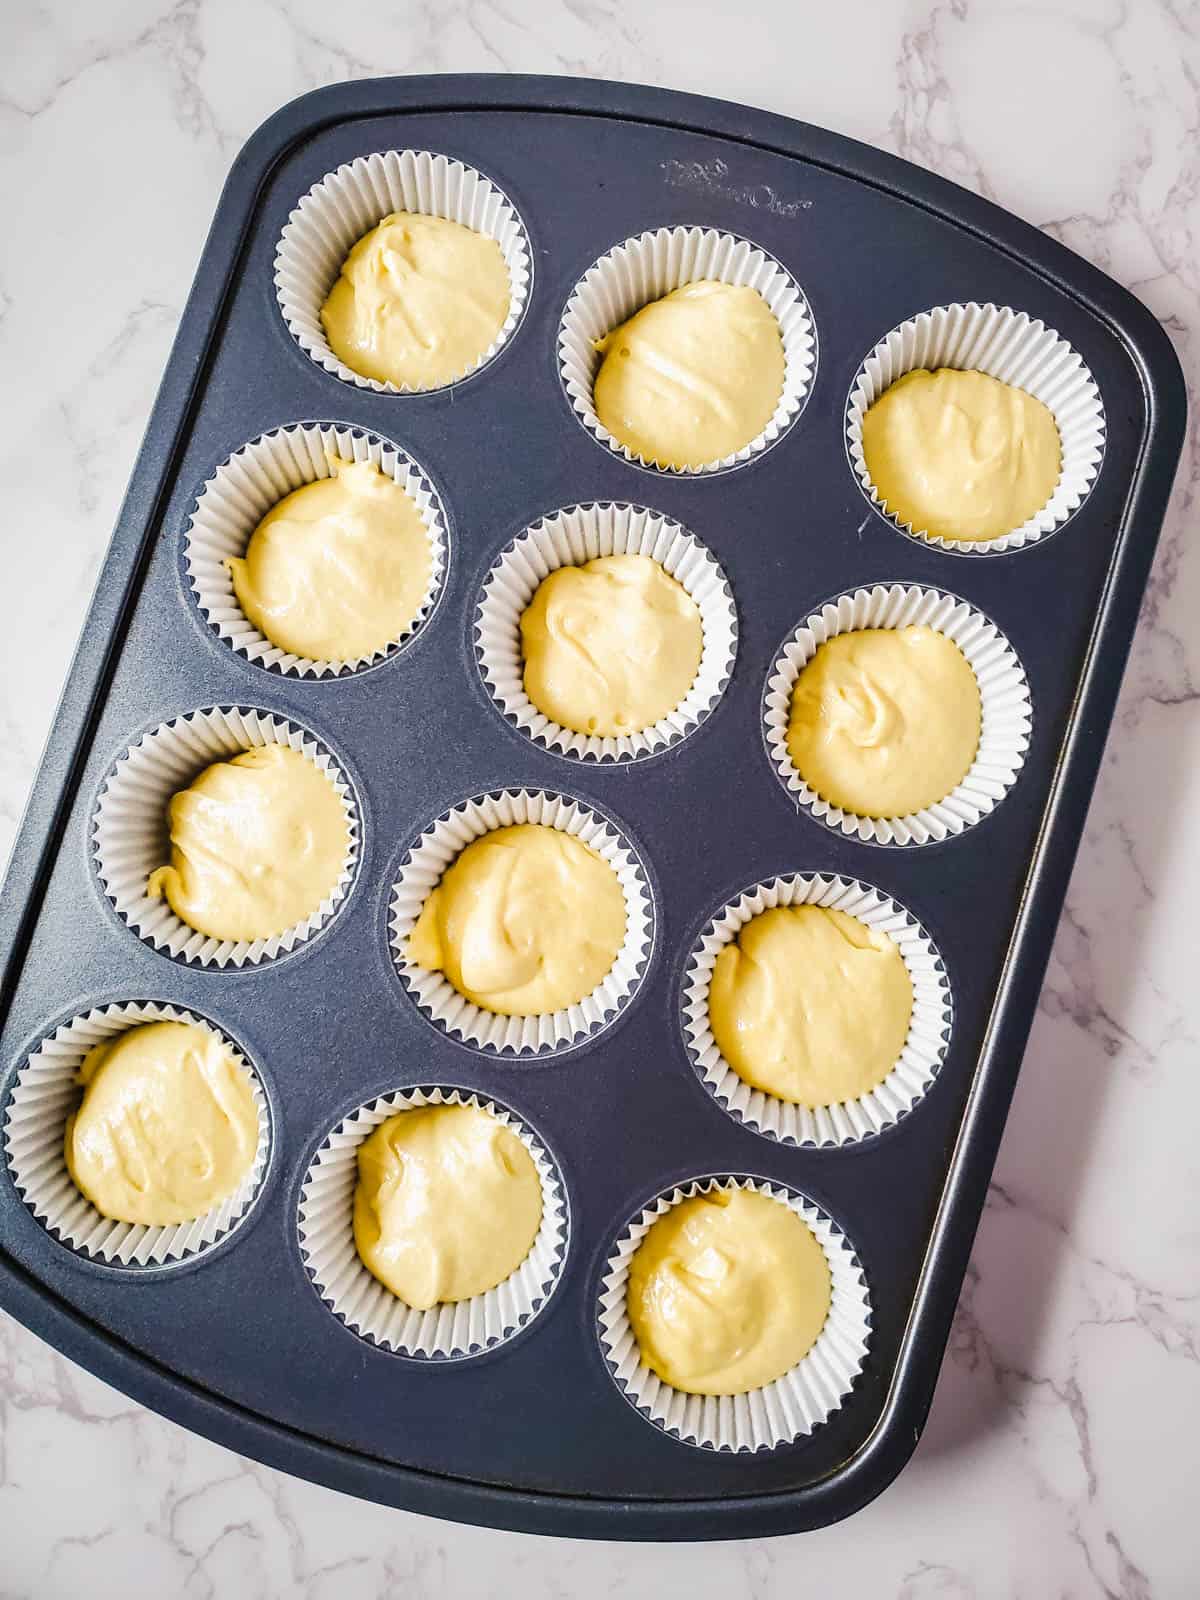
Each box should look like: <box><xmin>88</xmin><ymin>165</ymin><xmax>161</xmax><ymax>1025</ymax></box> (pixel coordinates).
<box><xmin>92</xmin><ymin>706</ymin><xmax>360</xmax><ymax>968</ymax></box>
<box><xmin>298</xmin><ymin>1086</ymin><xmax>567</xmax><ymax>1359</ymax></box>
<box><xmin>185</xmin><ymin>422</ymin><xmax>448</xmax><ymax>677</ymax></box>
<box><xmin>558</xmin><ymin>225</ymin><xmax>816</xmax><ymax>475</ymax></box>
<box><xmin>764</xmin><ymin>584</ymin><xmax>1032</xmax><ymax>846</ymax></box>
<box><xmin>846</xmin><ymin>301</ymin><xmax>1105</xmax><ymax>554</ymax></box>
<box><xmin>475</xmin><ymin>502</ymin><xmax>737</xmax><ymax>762</ymax></box>
<box><xmin>682</xmin><ymin>874</ymin><xmax>951</xmax><ymax>1146</ymax></box>
<box><xmin>598</xmin><ymin>1176</ymin><xmax>870</xmax><ymax>1452</ymax></box>
<box><xmin>274</xmin><ymin>149</ymin><xmax>532</xmax><ymax>394</ymax></box>
<box><xmin>3</xmin><ymin>1002</ymin><xmax>271</xmax><ymax>1269</ymax></box>
<box><xmin>389</xmin><ymin>788</ymin><xmax>654</xmax><ymax>1057</ymax></box>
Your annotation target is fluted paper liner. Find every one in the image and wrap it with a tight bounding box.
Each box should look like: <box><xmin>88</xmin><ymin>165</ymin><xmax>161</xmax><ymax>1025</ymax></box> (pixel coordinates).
<box><xmin>3</xmin><ymin>1002</ymin><xmax>270</xmax><ymax>1268</ymax></box>
<box><xmin>275</xmin><ymin>149</ymin><xmax>532</xmax><ymax>394</ymax></box>
<box><xmin>764</xmin><ymin>584</ymin><xmax>1032</xmax><ymax>846</ymax></box>
<box><xmin>475</xmin><ymin>502</ymin><xmax>737</xmax><ymax>761</ymax></box>
<box><xmin>559</xmin><ymin>226</ymin><xmax>816</xmax><ymax>474</ymax></box>
<box><xmin>846</xmin><ymin>302</ymin><xmax>1105</xmax><ymax>554</ymax></box>
<box><xmin>298</xmin><ymin>1086</ymin><xmax>567</xmax><ymax>1359</ymax></box>
<box><xmin>598</xmin><ymin>1176</ymin><xmax>870</xmax><ymax>1451</ymax></box>
<box><xmin>390</xmin><ymin>789</ymin><xmax>653</xmax><ymax>1055</ymax></box>
<box><xmin>683</xmin><ymin>874</ymin><xmax>951</xmax><ymax>1146</ymax></box>
<box><xmin>185</xmin><ymin>423</ymin><xmax>448</xmax><ymax>677</ymax></box>
<box><xmin>92</xmin><ymin>706</ymin><xmax>360</xmax><ymax>967</ymax></box>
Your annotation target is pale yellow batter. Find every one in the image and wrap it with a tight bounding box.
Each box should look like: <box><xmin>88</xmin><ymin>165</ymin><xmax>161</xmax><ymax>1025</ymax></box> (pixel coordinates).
<box><xmin>593</xmin><ymin>281</ymin><xmax>784</xmax><ymax>469</ymax></box>
<box><xmin>709</xmin><ymin>906</ymin><xmax>913</xmax><ymax>1107</ymax></box>
<box><xmin>64</xmin><ymin>1020</ymin><xmax>258</xmax><ymax>1226</ymax></box>
<box><xmin>628</xmin><ymin>1188</ymin><xmax>831</xmax><ymax>1396</ymax></box>
<box><xmin>862</xmin><ymin>368</ymin><xmax>1061</xmax><ymax>542</ymax></box>
<box><xmin>407</xmin><ymin>824</ymin><xmax>626</xmax><ymax>1017</ymax></box>
<box><xmin>353</xmin><ymin>1103</ymin><xmax>542</xmax><ymax>1308</ymax></box>
<box><xmin>225</xmin><ymin>458</ymin><xmax>432</xmax><ymax>662</ymax></box>
<box><xmin>147</xmin><ymin>744</ymin><xmax>349</xmax><ymax>943</ymax></box>
<box><xmin>520</xmin><ymin>554</ymin><xmax>703</xmax><ymax>737</ymax></box>
<box><xmin>320</xmin><ymin>212</ymin><xmax>510</xmax><ymax>389</ymax></box>
<box><xmin>787</xmin><ymin>626</ymin><xmax>982</xmax><ymax>818</ymax></box>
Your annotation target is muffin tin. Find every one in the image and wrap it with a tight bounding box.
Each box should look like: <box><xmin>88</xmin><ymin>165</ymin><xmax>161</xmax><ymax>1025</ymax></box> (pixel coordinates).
<box><xmin>0</xmin><ymin>76</ymin><xmax>1184</xmax><ymax>1539</ymax></box>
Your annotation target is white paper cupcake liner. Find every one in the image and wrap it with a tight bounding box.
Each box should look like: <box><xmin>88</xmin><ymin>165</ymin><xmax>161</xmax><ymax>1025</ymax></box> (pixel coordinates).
<box><xmin>389</xmin><ymin>788</ymin><xmax>653</xmax><ymax>1056</ymax></box>
<box><xmin>474</xmin><ymin>502</ymin><xmax>737</xmax><ymax>762</ymax></box>
<box><xmin>558</xmin><ymin>226</ymin><xmax>816</xmax><ymax>474</ymax></box>
<box><xmin>682</xmin><ymin>874</ymin><xmax>951</xmax><ymax>1146</ymax></box>
<box><xmin>298</xmin><ymin>1086</ymin><xmax>567</xmax><ymax>1359</ymax></box>
<box><xmin>3</xmin><ymin>1002</ymin><xmax>271</xmax><ymax>1269</ymax></box>
<box><xmin>275</xmin><ymin>149</ymin><xmax>532</xmax><ymax>394</ymax></box>
<box><xmin>598</xmin><ymin>1176</ymin><xmax>870</xmax><ymax>1452</ymax></box>
<box><xmin>92</xmin><ymin>705</ymin><xmax>361</xmax><ymax>968</ymax></box>
<box><xmin>764</xmin><ymin>584</ymin><xmax>1032</xmax><ymax>846</ymax></box>
<box><xmin>185</xmin><ymin>422</ymin><xmax>448</xmax><ymax>677</ymax></box>
<box><xmin>846</xmin><ymin>302</ymin><xmax>1105</xmax><ymax>554</ymax></box>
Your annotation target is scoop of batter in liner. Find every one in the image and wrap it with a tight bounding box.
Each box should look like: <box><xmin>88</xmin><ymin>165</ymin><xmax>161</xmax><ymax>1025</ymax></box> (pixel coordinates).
<box><xmin>861</xmin><ymin>367</ymin><xmax>1061</xmax><ymax>542</ymax></box>
<box><xmin>320</xmin><ymin>212</ymin><xmax>510</xmax><ymax>389</ymax></box>
<box><xmin>64</xmin><ymin>1020</ymin><xmax>258</xmax><ymax>1226</ymax></box>
<box><xmin>709</xmin><ymin>905</ymin><xmax>913</xmax><ymax>1107</ymax></box>
<box><xmin>146</xmin><ymin>744</ymin><xmax>349</xmax><ymax>944</ymax></box>
<box><xmin>786</xmin><ymin>626</ymin><xmax>982</xmax><ymax>819</ymax></box>
<box><xmin>627</xmin><ymin>1188</ymin><xmax>831</xmax><ymax>1396</ymax></box>
<box><xmin>593</xmin><ymin>280</ymin><xmax>784</xmax><ymax>468</ymax></box>
<box><xmin>520</xmin><ymin>554</ymin><xmax>703</xmax><ymax>737</ymax></box>
<box><xmin>406</xmin><ymin>824</ymin><xmax>626</xmax><ymax>1017</ymax></box>
<box><xmin>224</xmin><ymin>457</ymin><xmax>433</xmax><ymax>663</ymax></box>
<box><xmin>353</xmin><ymin>1104</ymin><xmax>542</xmax><ymax>1308</ymax></box>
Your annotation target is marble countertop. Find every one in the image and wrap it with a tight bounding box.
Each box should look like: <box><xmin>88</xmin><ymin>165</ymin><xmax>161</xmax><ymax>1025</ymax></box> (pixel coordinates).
<box><xmin>2</xmin><ymin>1</ymin><xmax>1198</xmax><ymax>1593</ymax></box>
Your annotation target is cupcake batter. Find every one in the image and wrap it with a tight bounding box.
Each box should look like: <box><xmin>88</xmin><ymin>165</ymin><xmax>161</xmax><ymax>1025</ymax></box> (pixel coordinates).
<box><xmin>147</xmin><ymin>744</ymin><xmax>349</xmax><ymax>943</ymax></box>
<box><xmin>353</xmin><ymin>1103</ymin><xmax>542</xmax><ymax>1308</ymax></box>
<box><xmin>593</xmin><ymin>281</ymin><xmax>784</xmax><ymax>468</ymax></box>
<box><xmin>64</xmin><ymin>1020</ymin><xmax>258</xmax><ymax>1226</ymax></box>
<box><xmin>709</xmin><ymin>906</ymin><xmax>913</xmax><ymax>1107</ymax></box>
<box><xmin>786</xmin><ymin>626</ymin><xmax>981</xmax><ymax>818</ymax></box>
<box><xmin>320</xmin><ymin>212</ymin><xmax>510</xmax><ymax>389</ymax></box>
<box><xmin>862</xmin><ymin>367</ymin><xmax>1061</xmax><ymax>541</ymax></box>
<box><xmin>225</xmin><ymin>457</ymin><xmax>433</xmax><ymax>662</ymax></box>
<box><xmin>628</xmin><ymin>1187</ymin><xmax>831</xmax><ymax>1396</ymax></box>
<box><xmin>520</xmin><ymin>554</ymin><xmax>703</xmax><ymax>736</ymax></box>
<box><xmin>406</xmin><ymin>823</ymin><xmax>626</xmax><ymax>1017</ymax></box>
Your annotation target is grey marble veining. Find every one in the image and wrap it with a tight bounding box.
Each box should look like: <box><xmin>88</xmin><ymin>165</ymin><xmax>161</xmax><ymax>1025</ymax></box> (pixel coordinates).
<box><xmin>2</xmin><ymin>1</ymin><xmax>1199</xmax><ymax>1593</ymax></box>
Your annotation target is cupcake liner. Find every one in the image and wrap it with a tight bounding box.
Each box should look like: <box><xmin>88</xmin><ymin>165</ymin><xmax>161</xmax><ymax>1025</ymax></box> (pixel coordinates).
<box><xmin>598</xmin><ymin>1176</ymin><xmax>870</xmax><ymax>1452</ymax></box>
<box><xmin>389</xmin><ymin>788</ymin><xmax>653</xmax><ymax>1056</ymax></box>
<box><xmin>474</xmin><ymin>502</ymin><xmax>737</xmax><ymax>761</ymax></box>
<box><xmin>846</xmin><ymin>302</ymin><xmax>1105</xmax><ymax>554</ymax></box>
<box><xmin>3</xmin><ymin>1002</ymin><xmax>271</xmax><ymax>1269</ymax></box>
<box><xmin>764</xmin><ymin>584</ymin><xmax>1032</xmax><ymax>846</ymax></box>
<box><xmin>274</xmin><ymin>149</ymin><xmax>532</xmax><ymax>394</ymax></box>
<box><xmin>682</xmin><ymin>874</ymin><xmax>951</xmax><ymax>1146</ymax></box>
<box><xmin>558</xmin><ymin>225</ymin><xmax>816</xmax><ymax>474</ymax></box>
<box><xmin>298</xmin><ymin>1086</ymin><xmax>567</xmax><ymax>1359</ymax></box>
<box><xmin>185</xmin><ymin>422</ymin><xmax>448</xmax><ymax>677</ymax></box>
<box><xmin>92</xmin><ymin>706</ymin><xmax>360</xmax><ymax>968</ymax></box>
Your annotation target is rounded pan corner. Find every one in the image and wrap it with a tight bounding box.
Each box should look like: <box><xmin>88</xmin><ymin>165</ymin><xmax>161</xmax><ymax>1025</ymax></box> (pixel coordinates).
<box><xmin>0</xmin><ymin>1246</ymin><xmax>925</xmax><ymax>1538</ymax></box>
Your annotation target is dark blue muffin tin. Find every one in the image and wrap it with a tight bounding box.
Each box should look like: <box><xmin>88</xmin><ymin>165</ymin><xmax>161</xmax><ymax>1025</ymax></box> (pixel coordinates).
<box><xmin>0</xmin><ymin>75</ymin><xmax>1184</xmax><ymax>1538</ymax></box>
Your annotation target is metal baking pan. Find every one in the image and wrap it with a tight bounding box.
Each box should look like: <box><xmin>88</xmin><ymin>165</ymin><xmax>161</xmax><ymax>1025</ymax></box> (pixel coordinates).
<box><xmin>0</xmin><ymin>74</ymin><xmax>1184</xmax><ymax>1539</ymax></box>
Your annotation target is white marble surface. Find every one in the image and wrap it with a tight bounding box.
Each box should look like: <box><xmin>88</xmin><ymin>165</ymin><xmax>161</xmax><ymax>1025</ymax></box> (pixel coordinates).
<box><xmin>2</xmin><ymin>0</ymin><xmax>1198</xmax><ymax>1592</ymax></box>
